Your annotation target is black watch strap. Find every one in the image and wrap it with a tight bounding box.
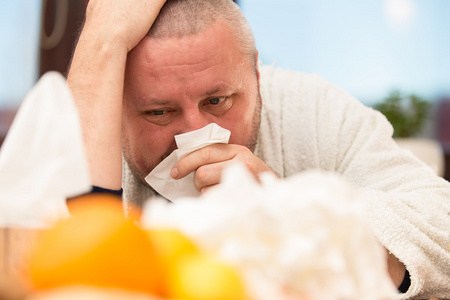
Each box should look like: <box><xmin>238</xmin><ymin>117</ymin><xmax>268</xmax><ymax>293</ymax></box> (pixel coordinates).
<box><xmin>91</xmin><ymin>186</ymin><xmax>123</xmax><ymax>197</ymax></box>
<box><xmin>398</xmin><ymin>269</ymin><xmax>411</xmax><ymax>293</ymax></box>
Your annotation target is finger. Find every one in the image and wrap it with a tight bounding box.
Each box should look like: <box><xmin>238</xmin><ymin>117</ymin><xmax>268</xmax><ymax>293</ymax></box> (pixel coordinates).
<box><xmin>171</xmin><ymin>144</ymin><xmax>236</xmax><ymax>179</ymax></box>
<box><xmin>193</xmin><ymin>161</ymin><xmax>228</xmax><ymax>192</ymax></box>
<box><xmin>200</xmin><ymin>185</ymin><xmax>215</xmax><ymax>195</ymax></box>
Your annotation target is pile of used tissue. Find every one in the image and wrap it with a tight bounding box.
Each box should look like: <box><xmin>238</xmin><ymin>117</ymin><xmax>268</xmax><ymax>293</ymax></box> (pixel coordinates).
<box><xmin>142</xmin><ymin>163</ymin><xmax>397</xmax><ymax>300</ymax></box>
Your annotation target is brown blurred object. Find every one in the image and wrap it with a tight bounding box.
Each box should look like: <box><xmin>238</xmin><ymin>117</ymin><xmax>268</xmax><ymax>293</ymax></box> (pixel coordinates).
<box><xmin>0</xmin><ymin>228</ymin><xmax>42</xmax><ymax>300</ymax></box>
<box><xmin>0</xmin><ymin>110</ymin><xmax>17</xmax><ymax>148</ymax></box>
<box><xmin>435</xmin><ymin>98</ymin><xmax>450</xmax><ymax>181</ymax></box>
<box><xmin>39</xmin><ymin>0</ymin><xmax>86</xmax><ymax>77</ymax></box>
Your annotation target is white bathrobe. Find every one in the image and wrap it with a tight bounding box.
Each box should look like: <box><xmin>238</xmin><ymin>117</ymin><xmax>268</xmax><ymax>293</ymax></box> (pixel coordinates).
<box><xmin>123</xmin><ymin>64</ymin><xmax>450</xmax><ymax>299</ymax></box>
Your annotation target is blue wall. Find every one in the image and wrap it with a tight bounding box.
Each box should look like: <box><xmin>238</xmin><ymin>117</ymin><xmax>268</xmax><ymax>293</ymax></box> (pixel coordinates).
<box><xmin>0</xmin><ymin>1</ymin><xmax>41</xmax><ymax>109</ymax></box>
<box><xmin>240</xmin><ymin>0</ymin><xmax>450</xmax><ymax>105</ymax></box>
<box><xmin>1</xmin><ymin>1</ymin><xmax>448</xmax><ymax>108</ymax></box>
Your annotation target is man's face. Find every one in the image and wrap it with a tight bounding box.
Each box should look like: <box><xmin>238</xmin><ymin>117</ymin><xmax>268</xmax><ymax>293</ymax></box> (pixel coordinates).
<box><xmin>122</xmin><ymin>20</ymin><xmax>261</xmax><ymax>184</ymax></box>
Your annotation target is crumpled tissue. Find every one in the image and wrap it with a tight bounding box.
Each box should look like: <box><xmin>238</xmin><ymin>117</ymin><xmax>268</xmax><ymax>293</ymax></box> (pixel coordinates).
<box><xmin>0</xmin><ymin>72</ymin><xmax>91</xmax><ymax>228</ymax></box>
<box><xmin>142</xmin><ymin>163</ymin><xmax>398</xmax><ymax>300</ymax></box>
<box><xmin>145</xmin><ymin>123</ymin><xmax>230</xmax><ymax>201</ymax></box>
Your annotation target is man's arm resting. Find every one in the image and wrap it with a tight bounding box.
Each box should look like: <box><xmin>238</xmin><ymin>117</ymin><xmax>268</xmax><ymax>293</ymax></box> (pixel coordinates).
<box><xmin>387</xmin><ymin>249</ymin><xmax>409</xmax><ymax>292</ymax></box>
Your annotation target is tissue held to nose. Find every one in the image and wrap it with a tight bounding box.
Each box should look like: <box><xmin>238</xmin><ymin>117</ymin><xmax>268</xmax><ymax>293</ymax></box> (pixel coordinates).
<box><xmin>145</xmin><ymin>123</ymin><xmax>231</xmax><ymax>201</ymax></box>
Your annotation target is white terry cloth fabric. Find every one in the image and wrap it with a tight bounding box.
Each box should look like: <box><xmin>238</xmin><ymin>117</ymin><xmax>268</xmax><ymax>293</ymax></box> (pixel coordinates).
<box><xmin>255</xmin><ymin>65</ymin><xmax>450</xmax><ymax>300</ymax></box>
<box><xmin>145</xmin><ymin>123</ymin><xmax>230</xmax><ymax>201</ymax></box>
<box><xmin>0</xmin><ymin>72</ymin><xmax>91</xmax><ymax>228</ymax></box>
<box><xmin>122</xmin><ymin>64</ymin><xmax>450</xmax><ymax>299</ymax></box>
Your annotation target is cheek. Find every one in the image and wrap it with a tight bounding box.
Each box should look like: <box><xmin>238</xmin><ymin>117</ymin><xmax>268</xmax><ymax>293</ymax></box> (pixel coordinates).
<box><xmin>225</xmin><ymin>99</ymin><xmax>258</xmax><ymax>145</ymax></box>
<box><xmin>123</xmin><ymin>117</ymin><xmax>171</xmax><ymax>167</ymax></box>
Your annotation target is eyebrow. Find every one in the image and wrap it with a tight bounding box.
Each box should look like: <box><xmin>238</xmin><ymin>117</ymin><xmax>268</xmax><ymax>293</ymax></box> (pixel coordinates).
<box><xmin>143</xmin><ymin>99</ymin><xmax>174</xmax><ymax>106</ymax></box>
<box><xmin>136</xmin><ymin>84</ymin><xmax>232</xmax><ymax>107</ymax></box>
<box><xmin>202</xmin><ymin>84</ymin><xmax>231</xmax><ymax>97</ymax></box>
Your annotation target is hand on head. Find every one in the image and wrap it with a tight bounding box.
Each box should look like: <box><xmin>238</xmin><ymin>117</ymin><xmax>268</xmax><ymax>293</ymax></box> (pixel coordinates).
<box><xmin>84</xmin><ymin>0</ymin><xmax>168</xmax><ymax>52</ymax></box>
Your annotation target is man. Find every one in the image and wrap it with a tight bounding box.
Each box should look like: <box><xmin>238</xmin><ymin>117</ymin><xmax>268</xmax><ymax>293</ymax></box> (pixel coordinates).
<box><xmin>67</xmin><ymin>0</ymin><xmax>450</xmax><ymax>298</ymax></box>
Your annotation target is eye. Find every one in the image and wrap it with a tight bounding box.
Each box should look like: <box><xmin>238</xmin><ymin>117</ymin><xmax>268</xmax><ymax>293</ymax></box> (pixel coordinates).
<box><xmin>150</xmin><ymin>110</ymin><xmax>165</xmax><ymax>116</ymax></box>
<box><xmin>143</xmin><ymin>109</ymin><xmax>176</xmax><ymax>125</ymax></box>
<box><xmin>208</xmin><ymin>97</ymin><xmax>223</xmax><ymax>105</ymax></box>
<box><xmin>203</xmin><ymin>96</ymin><xmax>233</xmax><ymax>116</ymax></box>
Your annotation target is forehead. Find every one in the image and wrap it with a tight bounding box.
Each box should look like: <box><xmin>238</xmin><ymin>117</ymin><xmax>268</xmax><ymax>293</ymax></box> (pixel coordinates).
<box><xmin>125</xmin><ymin>20</ymin><xmax>250</xmax><ymax>93</ymax></box>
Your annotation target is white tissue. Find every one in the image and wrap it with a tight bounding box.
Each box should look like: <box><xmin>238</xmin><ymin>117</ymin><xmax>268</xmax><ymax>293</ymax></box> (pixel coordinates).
<box><xmin>145</xmin><ymin>123</ymin><xmax>230</xmax><ymax>201</ymax></box>
<box><xmin>142</xmin><ymin>164</ymin><xmax>397</xmax><ymax>300</ymax></box>
<box><xmin>0</xmin><ymin>72</ymin><xmax>91</xmax><ymax>228</ymax></box>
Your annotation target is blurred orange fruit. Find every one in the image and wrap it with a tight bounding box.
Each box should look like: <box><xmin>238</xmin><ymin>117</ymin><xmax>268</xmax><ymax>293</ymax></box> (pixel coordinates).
<box><xmin>145</xmin><ymin>228</ymin><xmax>199</xmax><ymax>296</ymax></box>
<box><xmin>27</xmin><ymin>194</ymin><xmax>162</xmax><ymax>295</ymax></box>
<box><xmin>166</xmin><ymin>254</ymin><xmax>247</xmax><ymax>300</ymax></box>
<box><xmin>146</xmin><ymin>228</ymin><xmax>199</xmax><ymax>265</ymax></box>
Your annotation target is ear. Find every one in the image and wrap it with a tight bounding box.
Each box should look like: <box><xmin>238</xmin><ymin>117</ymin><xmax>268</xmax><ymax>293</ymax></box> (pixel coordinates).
<box><xmin>254</xmin><ymin>50</ymin><xmax>262</xmax><ymax>106</ymax></box>
<box><xmin>255</xmin><ymin>50</ymin><xmax>260</xmax><ymax>81</ymax></box>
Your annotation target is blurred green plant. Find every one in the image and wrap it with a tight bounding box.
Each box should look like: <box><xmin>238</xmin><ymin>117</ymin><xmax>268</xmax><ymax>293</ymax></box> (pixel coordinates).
<box><xmin>373</xmin><ymin>91</ymin><xmax>431</xmax><ymax>138</ymax></box>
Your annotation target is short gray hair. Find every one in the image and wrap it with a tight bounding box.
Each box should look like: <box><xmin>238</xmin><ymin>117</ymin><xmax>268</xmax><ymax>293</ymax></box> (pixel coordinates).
<box><xmin>148</xmin><ymin>0</ymin><xmax>256</xmax><ymax>61</ymax></box>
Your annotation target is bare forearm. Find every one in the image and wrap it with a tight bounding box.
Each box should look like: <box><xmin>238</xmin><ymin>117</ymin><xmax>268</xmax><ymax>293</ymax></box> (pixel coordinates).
<box><xmin>67</xmin><ymin>31</ymin><xmax>127</xmax><ymax>189</ymax></box>
<box><xmin>67</xmin><ymin>0</ymin><xmax>167</xmax><ymax>189</ymax></box>
<box><xmin>386</xmin><ymin>248</ymin><xmax>406</xmax><ymax>289</ymax></box>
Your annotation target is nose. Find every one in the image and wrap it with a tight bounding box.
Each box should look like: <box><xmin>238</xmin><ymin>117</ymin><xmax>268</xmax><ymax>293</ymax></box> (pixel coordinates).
<box><xmin>178</xmin><ymin>108</ymin><xmax>212</xmax><ymax>135</ymax></box>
